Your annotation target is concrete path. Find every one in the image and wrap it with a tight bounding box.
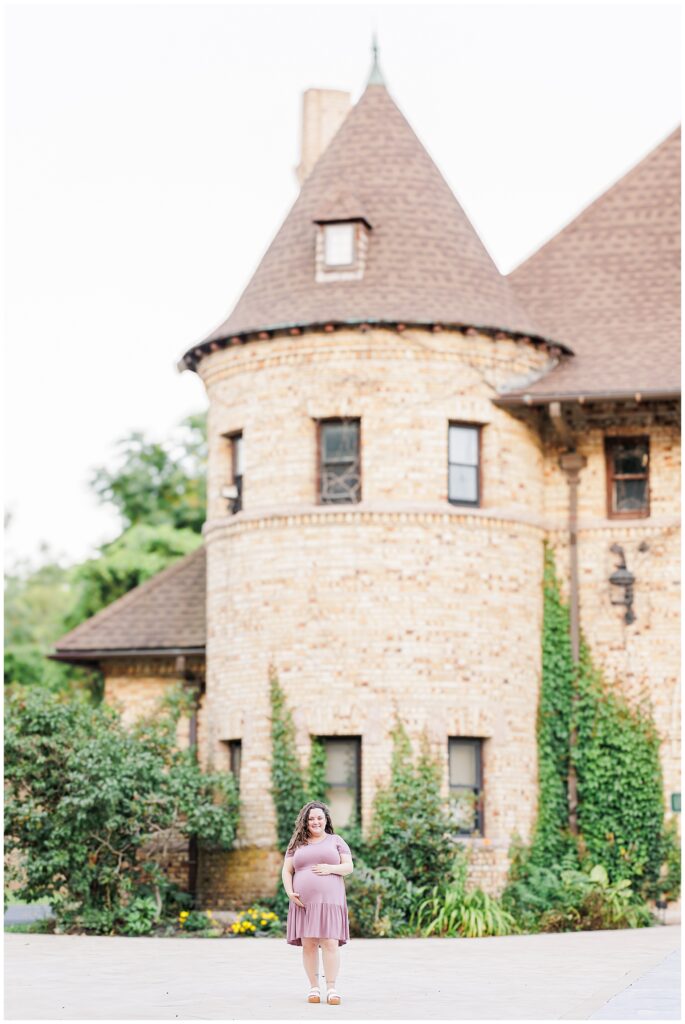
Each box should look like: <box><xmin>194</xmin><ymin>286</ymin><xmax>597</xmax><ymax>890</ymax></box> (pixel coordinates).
<box><xmin>4</xmin><ymin>925</ymin><xmax>680</xmax><ymax>1020</ymax></box>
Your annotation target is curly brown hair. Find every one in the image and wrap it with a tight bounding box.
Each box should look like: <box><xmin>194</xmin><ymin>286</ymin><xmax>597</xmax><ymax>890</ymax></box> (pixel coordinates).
<box><xmin>286</xmin><ymin>801</ymin><xmax>335</xmax><ymax>854</ymax></box>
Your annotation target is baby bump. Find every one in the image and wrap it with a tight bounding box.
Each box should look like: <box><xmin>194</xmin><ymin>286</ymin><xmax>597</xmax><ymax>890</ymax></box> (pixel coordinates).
<box><xmin>295</xmin><ymin>867</ymin><xmax>344</xmax><ymax>905</ymax></box>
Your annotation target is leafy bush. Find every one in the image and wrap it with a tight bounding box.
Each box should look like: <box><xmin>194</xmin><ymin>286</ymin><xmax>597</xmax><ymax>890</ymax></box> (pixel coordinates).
<box><xmin>365</xmin><ymin>722</ymin><xmax>456</xmax><ymax>892</ymax></box>
<box><xmin>4</xmin><ymin>684</ymin><xmax>239</xmax><ymax>935</ymax></box>
<box><xmin>539</xmin><ymin>864</ymin><xmax>653</xmax><ymax>932</ymax></box>
<box><xmin>346</xmin><ymin>862</ymin><xmax>424</xmax><ymax>937</ymax></box>
<box><xmin>412</xmin><ymin>851</ymin><xmax>516</xmax><ymax>938</ymax></box>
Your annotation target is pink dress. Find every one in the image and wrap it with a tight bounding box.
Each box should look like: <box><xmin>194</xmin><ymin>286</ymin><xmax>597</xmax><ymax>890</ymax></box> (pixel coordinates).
<box><xmin>286</xmin><ymin>832</ymin><xmax>351</xmax><ymax>946</ymax></box>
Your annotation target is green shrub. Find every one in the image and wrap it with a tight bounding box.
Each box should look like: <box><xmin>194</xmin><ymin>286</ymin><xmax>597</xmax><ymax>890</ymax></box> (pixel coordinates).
<box><xmin>365</xmin><ymin>722</ymin><xmax>456</xmax><ymax>892</ymax></box>
<box><xmin>539</xmin><ymin>864</ymin><xmax>653</xmax><ymax>932</ymax></box>
<box><xmin>412</xmin><ymin>851</ymin><xmax>516</xmax><ymax>938</ymax></box>
<box><xmin>346</xmin><ymin>862</ymin><xmax>422</xmax><ymax>937</ymax></box>
<box><xmin>4</xmin><ymin>685</ymin><xmax>239</xmax><ymax>935</ymax></box>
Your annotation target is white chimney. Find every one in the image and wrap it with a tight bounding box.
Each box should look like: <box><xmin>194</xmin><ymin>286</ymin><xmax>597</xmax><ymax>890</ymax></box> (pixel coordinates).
<box><xmin>296</xmin><ymin>89</ymin><xmax>351</xmax><ymax>186</ymax></box>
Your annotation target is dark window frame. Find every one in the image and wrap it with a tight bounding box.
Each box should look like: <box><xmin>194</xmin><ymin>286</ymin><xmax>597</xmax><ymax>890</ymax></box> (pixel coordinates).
<box><xmin>447</xmin><ymin>422</ymin><xmax>482</xmax><ymax>507</ymax></box>
<box><xmin>447</xmin><ymin>736</ymin><xmax>484</xmax><ymax>836</ymax></box>
<box><xmin>316</xmin><ymin>418</ymin><xmax>362</xmax><ymax>505</ymax></box>
<box><xmin>315</xmin><ymin>735</ymin><xmax>362</xmax><ymax>829</ymax></box>
<box><xmin>605</xmin><ymin>435</ymin><xmax>650</xmax><ymax>519</ymax></box>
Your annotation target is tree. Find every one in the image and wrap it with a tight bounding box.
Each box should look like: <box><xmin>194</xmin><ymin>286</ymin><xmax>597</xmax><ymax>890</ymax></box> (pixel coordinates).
<box><xmin>4</xmin><ymin>684</ymin><xmax>239</xmax><ymax>934</ymax></box>
<box><xmin>4</xmin><ymin>548</ymin><xmax>92</xmax><ymax>696</ymax></box>
<box><xmin>89</xmin><ymin>413</ymin><xmax>207</xmax><ymax>534</ymax></box>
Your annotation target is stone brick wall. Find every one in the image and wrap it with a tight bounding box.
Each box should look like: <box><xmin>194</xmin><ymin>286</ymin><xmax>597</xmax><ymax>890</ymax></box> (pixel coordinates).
<box><xmin>542</xmin><ymin>413</ymin><xmax>681</xmax><ymax>811</ymax></box>
<box><xmin>192</xmin><ymin>327</ymin><xmax>680</xmax><ymax>902</ymax></box>
<box><xmin>91</xmin><ymin>328</ymin><xmax>679</xmax><ymax>907</ymax></box>
<box><xmin>196</xmin><ymin>327</ymin><xmax>553</xmax><ymax>900</ymax></box>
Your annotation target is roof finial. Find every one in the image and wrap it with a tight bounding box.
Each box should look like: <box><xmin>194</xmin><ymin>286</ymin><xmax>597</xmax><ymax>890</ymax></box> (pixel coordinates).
<box><xmin>368</xmin><ymin>33</ymin><xmax>384</xmax><ymax>86</ymax></box>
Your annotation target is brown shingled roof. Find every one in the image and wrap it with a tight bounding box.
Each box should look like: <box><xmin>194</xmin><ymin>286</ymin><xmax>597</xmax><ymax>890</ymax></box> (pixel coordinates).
<box><xmin>52</xmin><ymin>546</ymin><xmax>206</xmax><ymax>661</ymax></box>
<box><xmin>191</xmin><ymin>82</ymin><xmax>541</xmax><ymax>350</ymax></box>
<box><xmin>502</xmin><ymin>127</ymin><xmax>681</xmax><ymax>401</ymax></box>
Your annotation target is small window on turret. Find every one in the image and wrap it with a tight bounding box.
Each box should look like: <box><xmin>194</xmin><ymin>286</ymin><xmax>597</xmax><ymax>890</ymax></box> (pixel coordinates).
<box><xmin>324</xmin><ymin>223</ymin><xmax>356</xmax><ymax>267</ymax></box>
<box><xmin>313</xmin><ymin>195</ymin><xmax>371</xmax><ymax>282</ymax></box>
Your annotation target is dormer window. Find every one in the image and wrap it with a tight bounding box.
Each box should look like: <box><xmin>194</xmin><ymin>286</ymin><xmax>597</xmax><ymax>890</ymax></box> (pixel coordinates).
<box><xmin>314</xmin><ymin>192</ymin><xmax>372</xmax><ymax>282</ymax></box>
<box><xmin>324</xmin><ymin>222</ymin><xmax>356</xmax><ymax>267</ymax></box>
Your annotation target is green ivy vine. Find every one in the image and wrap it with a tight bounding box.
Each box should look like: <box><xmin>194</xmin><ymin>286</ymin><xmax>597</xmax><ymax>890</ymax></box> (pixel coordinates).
<box><xmin>521</xmin><ymin>543</ymin><xmax>680</xmax><ymax>901</ymax></box>
<box><xmin>268</xmin><ymin>667</ymin><xmax>328</xmax><ymax>852</ymax></box>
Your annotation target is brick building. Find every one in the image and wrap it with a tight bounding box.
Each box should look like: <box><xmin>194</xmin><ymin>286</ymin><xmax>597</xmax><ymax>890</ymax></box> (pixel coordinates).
<box><xmin>54</xmin><ymin>57</ymin><xmax>681</xmax><ymax>907</ymax></box>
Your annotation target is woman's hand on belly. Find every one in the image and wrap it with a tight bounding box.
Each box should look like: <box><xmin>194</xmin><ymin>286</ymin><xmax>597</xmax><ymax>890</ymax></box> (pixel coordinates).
<box><xmin>312</xmin><ymin>863</ymin><xmax>334</xmax><ymax>875</ymax></box>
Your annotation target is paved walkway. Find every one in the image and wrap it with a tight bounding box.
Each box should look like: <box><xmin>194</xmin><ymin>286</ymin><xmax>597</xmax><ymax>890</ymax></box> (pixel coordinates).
<box><xmin>4</xmin><ymin>925</ymin><xmax>680</xmax><ymax>1019</ymax></box>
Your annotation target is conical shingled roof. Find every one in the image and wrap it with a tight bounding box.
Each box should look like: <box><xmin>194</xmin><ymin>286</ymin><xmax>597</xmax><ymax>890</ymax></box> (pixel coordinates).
<box><xmin>196</xmin><ymin>83</ymin><xmax>542</xmax><ymax>347</ymax></box>
<box><xmin>503</xmin><ymin>127</ymin><xmax>681</xmax><ymax>400</ymax></box>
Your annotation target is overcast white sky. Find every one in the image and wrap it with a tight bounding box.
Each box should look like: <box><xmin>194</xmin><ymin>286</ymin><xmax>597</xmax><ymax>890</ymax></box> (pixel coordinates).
<box><xmin>4</xmin><ymin>1</ymin><xmax>681</xmax><ymax>569</ymax></box>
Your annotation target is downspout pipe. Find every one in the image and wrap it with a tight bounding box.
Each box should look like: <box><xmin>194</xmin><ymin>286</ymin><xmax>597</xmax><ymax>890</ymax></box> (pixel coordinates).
<box><xmin>550</xmin><ymin>402</ymin><xmax>587</xmax><ymax>836</ymax></box>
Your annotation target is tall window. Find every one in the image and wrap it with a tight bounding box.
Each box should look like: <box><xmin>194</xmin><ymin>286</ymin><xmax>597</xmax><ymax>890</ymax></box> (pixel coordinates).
<box><xmin>448</xmin><ymin>423</ymin><xmax>481</xmax><ymax>506</ymax></box>
<box><xmin>317</xmin><ymin>737</ymin><xmax>361</xmax><ymax>828</ymax></box>
<box><xmin>448</xmin><ymin>738</ymin><xmax>483</xmax><ymax>835</ymax></box>
<box><xmin>605</xmin><ymin>437</ymin><xmax>649</xmax><ymax>518</ymax></box>
<box><xmin>222</xmin><ymin>432</ymin><xmax>243</xmax><ymax>514</ymax></box>
<box><xmin>318</xmin><ymin>419</ymin><xmax>361</xmax><ymax>504</ymax></box>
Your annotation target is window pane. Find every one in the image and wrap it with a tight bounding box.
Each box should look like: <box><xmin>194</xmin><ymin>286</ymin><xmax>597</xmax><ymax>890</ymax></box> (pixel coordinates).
<box><xmin>449</xmin><ymin>741</ymin><xmax>477</xmax><ymax>787</ymax></box>
<box><xmin>326</xmin><ymin>787</ymin><xmax>356</xmax><ymax>829</ymax></box>
<box><xmin>233</xmin><ymin>435</ymin><xmax>244</xmax><ymax>477</ymax></box>
<box><xmin>321</xmin><ymin>464</ymin><xmax>361</xmax><ymax>502</ymax></box>
<box><xmin>449</xmin><ymin>464</ymin><xmax>478</xmax><ymax>502</ymax></box>
<box><xmin>614</xmin><ymin>478</ymin><xmax>648</xmax><ymax>512</ymax></box>
<box><xmin>449</xmin><ymin>425</ymin><xmax>478</xmax><ymax>466</ymax></box>
<box><xmin>612</xmin><ymin>443</ymin><xmax>647</xmax><ymax>476</ymax></box>
<box><xmin>323</xmin><ymin>422</ymin><xmax>358</xmax><ymax>462</ymax></box>
<box><xmin>229</xmin><ymin>741</ymin><xmax>242</xmax><ymax>778</ymax></box>
<box><xmin>324</xmin><ymin>223</ymin><xmax>355</xmax><ymax>266</ymax></box>
<box><xmin>325</xmin><ymin>740</ymin><xmax>357</xmax><ymax>786</ymax></box>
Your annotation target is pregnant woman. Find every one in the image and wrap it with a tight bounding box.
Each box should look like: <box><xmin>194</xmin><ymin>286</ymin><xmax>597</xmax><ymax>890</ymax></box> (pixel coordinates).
<box><xmin>281</xmin><ymin>801</ymin><xmax>354</xmax><ymax>1005</ymax></box>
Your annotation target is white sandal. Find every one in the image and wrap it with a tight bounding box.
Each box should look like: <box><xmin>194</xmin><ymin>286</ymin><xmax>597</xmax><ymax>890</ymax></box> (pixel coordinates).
<box><xmin>327</xmin><ymin>988</ymin><xmax>341</xmax><ymax>1005</ymax></box>
<box><xmin>307</xmin><ymin>985</ymin><xmax>321</xmax><ymax>1004</ymax></box>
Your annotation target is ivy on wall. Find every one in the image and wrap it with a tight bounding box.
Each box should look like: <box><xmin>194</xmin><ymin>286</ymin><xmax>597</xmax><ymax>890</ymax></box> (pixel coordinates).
<box><xmin>307</xmin><ymin>736</ymin><xmax>327</xmax><ymax>803</ymax></box>
<box><xmin>574</xmin><ymin>638</ymin><xmax>672</xmax><ymax>896</ymax></box>
<box><xmin>528</xmin><ymin>544</ymin><xmax>578</xmax><ymax>869</ymax></box>
<box><xmin>268</xmin><ymin>667</ymin><xmax>328</xmax><ymax>852</ymax></box>
<box><xmin>523</xmin><ymin>543</ymin><xmax>679</xmax><ymax>900</ymax></box>
<box><xmin>268</xmin><ymin>668</ymin><xmax>306</xmax><ymax>852</ymax></box>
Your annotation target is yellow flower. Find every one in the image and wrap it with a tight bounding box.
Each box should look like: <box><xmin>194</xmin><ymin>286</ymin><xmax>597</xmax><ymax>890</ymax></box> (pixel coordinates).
<box><xmin>260</xmin><ymin>919</ymin><xmax>267</xmax><ymax>926</ymax></box>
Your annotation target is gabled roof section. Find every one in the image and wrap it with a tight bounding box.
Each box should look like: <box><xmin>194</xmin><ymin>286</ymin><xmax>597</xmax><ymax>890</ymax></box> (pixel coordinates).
<box><xmin>52</xmin><ymin>546</ymin><xmax>206</xmax><ymax>661</ymax></box>
<box><xmin>194</xmin><ymin>82</ymin><xmax>541</xmax><ymax>348</ymax></box>
<box><xmin>502</xmin><ymin>127</ymin><xmax>681</xmax><ymax>402</ymax></box>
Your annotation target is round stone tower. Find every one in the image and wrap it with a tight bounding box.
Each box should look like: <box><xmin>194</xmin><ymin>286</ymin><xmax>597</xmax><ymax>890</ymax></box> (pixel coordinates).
<box><xmin>183</xmin><ymin>68</ymin><xmax>570</xmax><ymax>902</ymax></box>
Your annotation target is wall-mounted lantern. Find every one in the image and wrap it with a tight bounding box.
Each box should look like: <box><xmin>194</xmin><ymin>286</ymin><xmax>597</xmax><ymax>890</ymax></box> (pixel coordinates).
<box><xmin>609</xmin><ymin>543</ymin><xmax>636</xmax><ymax>624</ymax></box>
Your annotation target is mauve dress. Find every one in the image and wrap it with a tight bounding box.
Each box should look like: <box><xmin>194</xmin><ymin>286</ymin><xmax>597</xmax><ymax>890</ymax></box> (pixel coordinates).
<box><xmin>286</xmin><ymin>832</ymin><xmax>351</xmax><ymax>946</ymax></box>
